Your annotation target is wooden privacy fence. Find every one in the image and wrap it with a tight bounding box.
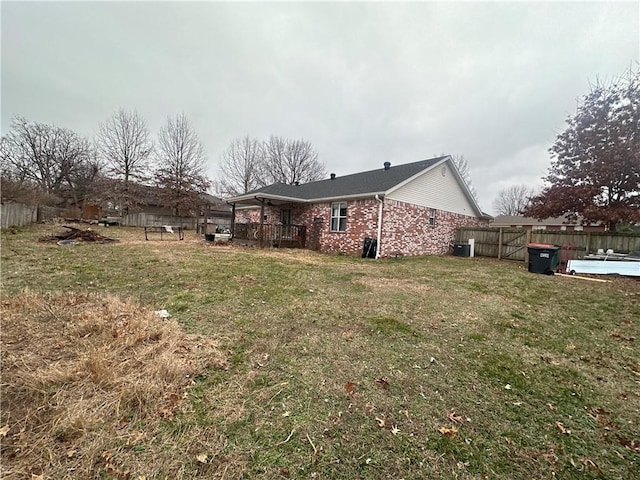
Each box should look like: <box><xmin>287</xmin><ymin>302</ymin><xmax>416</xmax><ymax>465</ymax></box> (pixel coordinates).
<box><xmin>121</xmin><ymin>213</ymin><xmax>198</xmax><ymax>229</ymax></box>
<box><xmin>1</xmin><ymin>204</ymin><xmax>65</xmax><ymax>229</ymax></box>
<box><xmin>1</xmin><ymin>204</ymin><xmax>37</xmax><ymax>228</ymax></box>
<box><xmin>456</xmin><ymin>227</ymin><xmax>640</xmax><ymax>262</ymax></box>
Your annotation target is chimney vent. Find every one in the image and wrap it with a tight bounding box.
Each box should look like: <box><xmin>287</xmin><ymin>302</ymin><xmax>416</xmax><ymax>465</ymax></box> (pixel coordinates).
<box><xmin>330</xmin><ymin>173</ymin><xmax>336</xmax><ymax>180</ymax></box>
<box><xmin>384</xmin><ymin>161</ymin><xmax>391</xmax><ymax>170</ymax></box>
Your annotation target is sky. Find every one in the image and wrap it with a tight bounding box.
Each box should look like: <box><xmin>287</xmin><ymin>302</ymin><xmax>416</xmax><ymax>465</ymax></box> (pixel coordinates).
<box><xmin>2</xmin><ymin>1</ymin><xmax>638</xmax><ymax>214</ymax></box>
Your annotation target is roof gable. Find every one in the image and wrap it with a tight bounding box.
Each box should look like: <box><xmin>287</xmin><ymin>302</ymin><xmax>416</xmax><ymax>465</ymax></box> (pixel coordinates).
<box><xmin>230</xmin><ymin>155</ymin><xmax>488</xmax><ymax>218</ymax></box>
<box><xmin>387</xmin><ymin>159</ymin><xmax>483</xmax><ymax>217</ymax></box>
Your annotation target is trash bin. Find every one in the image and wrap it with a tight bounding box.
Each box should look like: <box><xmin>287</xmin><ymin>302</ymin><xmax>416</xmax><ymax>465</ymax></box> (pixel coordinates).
<box><xmin>527</xmin><ymin>243</ymin><xmax>560</xmax><ymax>274</ymax></box>
<box><xmin>453</xmin><ymin>243</ymin><xmax>471</xmax><ymax>257</ymax></box>
<box><xmin>204</xmin><ymin>234</ymin><xmax>215</xmax><ymax>242</ymax></box>
<box><xmin>362</xmin><ymin>237</ymin><xmax>377</xmax><ymax>258</ymax></box>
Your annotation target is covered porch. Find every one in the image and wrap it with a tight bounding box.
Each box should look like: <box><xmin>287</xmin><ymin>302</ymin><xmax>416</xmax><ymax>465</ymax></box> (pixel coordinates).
<box><xmin>233</xmin><ymin>223</ymin><xmax>306</xmax><ymax>248</ymax></box>
<box><xmin>229</xmin><ymin>193</ymin><xmax>308</xmax><ymax>249</ymax></box>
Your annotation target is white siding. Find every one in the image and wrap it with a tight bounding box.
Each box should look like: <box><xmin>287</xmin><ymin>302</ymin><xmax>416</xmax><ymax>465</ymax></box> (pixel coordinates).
<box><xmin>386</xmin><ymin>163</ymin><xmax>478</xmax><ymax>217</ymax></box>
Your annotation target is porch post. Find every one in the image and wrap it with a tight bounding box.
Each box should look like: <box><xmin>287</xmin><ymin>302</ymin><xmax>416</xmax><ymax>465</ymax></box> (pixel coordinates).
<box><xmin>259</xmin><ymin>201</ymin><xmax>265</xmax><ymax>248</ymax></box>
<box><xmin>230</xmin><ymin>203</ymin><xmax>236</xmax><ymax>237</ymax></box>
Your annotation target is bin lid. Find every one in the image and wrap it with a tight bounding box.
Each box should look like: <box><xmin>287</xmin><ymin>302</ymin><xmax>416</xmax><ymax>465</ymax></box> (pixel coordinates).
<box><xmin>527</xmin><ymin>243</ymin><xmax>559</xmax><ymax>249</ymax></box>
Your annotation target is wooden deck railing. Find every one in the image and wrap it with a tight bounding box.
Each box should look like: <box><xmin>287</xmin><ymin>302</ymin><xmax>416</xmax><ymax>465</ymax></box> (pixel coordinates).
<box><xmin>233</xmin><ymin>223</ymin><xmax>306</xmax><ymax>248</ymax></box>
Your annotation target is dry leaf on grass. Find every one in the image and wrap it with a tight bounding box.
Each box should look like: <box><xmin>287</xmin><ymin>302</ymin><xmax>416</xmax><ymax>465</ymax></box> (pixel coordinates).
<box><xmin>583</xmin><ymin>458</ymin><xmax>600</xmax><ymax>471</ymax></box>
<box><xmin>438</xmin><ymin>426</ymin><xmax>458</xmax><ymax>437</ymax></box>
<box><xmin>375</xmin><ymin>416</ymin><xmax>386</xmax><ymax>428</ymax></box>
<box><xmin>556</xmin><ymin>422</ymin><xmax>571</xmax><ymax>434</ymax></box>
<box><xmin>447</xmin><ymin>410</ymin><xmax>464</xmax><ymax>424</ymax></box>
<box><xmin>375</xmin><ymin>377</ymin><xmax>389</xmax><ymax>390</ymax></box>
<box><xmin>617</xmin><ymin>434</ymin><xmax>640</xmax><ymax>452</ymax></box>
<box><xmin>196</xmin><ymin>453</ymin><xmax>208</xmax><ymax>464</ymax></box>
<box><xmin>344</xmin><ymin>382</ymin><xmax>356</xmax><ymax>395</ymax></box>
<box><xmin>0</xmin><ymin>424</ymin><xmax>9</xmax><ymax>437</ymax></box>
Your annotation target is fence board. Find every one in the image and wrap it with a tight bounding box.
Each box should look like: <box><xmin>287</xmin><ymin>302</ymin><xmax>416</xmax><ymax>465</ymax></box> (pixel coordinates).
<box><xmin>122</xmin><ymin>213</ymin><xmax>197</xmax><ymax>229</ymax></box>
<box><xmin>457</xmin><ymin>227</ymin><xmax>640</xmax><ymax>261</ymax></box>
<box><xmin>1</xmin><ymin>203</ymin><xmax>37</xmax><ymax>228</ymax></box>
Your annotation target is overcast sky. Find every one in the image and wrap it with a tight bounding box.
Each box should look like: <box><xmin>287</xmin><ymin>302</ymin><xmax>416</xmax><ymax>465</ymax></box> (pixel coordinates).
<box><xmin>2</xmin><ymin>1</ymin><xmax>638</xmax><ymax>213</ymax></box>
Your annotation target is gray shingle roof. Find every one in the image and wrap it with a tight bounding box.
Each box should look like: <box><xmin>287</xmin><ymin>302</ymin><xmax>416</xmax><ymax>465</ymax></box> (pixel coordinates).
<box><xmin>240</xmin><ymin>156</ymin><xmax>448</xmax><ymax>201</ymax></box>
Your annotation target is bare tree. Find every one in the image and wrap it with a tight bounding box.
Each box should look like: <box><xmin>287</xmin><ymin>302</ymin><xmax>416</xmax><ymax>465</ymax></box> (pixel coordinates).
<box><xmin>451</xmin><ymin>154</ymin><xmax>478</xmax><ymax>200</ymax></box>
<box><xmin>261</xmin><ymin>136</ymin><xmax>326</xmax><ymax>185</ymax></box>
<box><xmin>218</xmin><ymin>136</ymin><xmax>264</xmax><ymax>196</ymax></box>
<box><xmin>97</xmin><ymin>109</ymin><xmax>153</xmax><ymax>213</ymax></box>
<box><xmin>155</xmin><ymin>114</ymin><xmax>210</xmax><ymax>216</ymax></box>
<box><xmin>493</xmin><ymin>184</ymin><xmax>535</xmax><ymax>216</ymax></box>
<box><xmin>98</xmin><ymin>109</ymin><xmax>152</xmax><ymax>183</ymax></box>
<box><xmin>1</xmin><ymin>116</ymin><xmax>98</xmax><ymax>205</ymax></box>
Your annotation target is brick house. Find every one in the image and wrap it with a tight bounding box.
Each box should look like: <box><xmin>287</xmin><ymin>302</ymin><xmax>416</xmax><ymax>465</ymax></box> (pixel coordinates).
<box><xmin>227</xmin><ymin>156</ymin><xmax>491</xmax><ymax>258</ymax></box>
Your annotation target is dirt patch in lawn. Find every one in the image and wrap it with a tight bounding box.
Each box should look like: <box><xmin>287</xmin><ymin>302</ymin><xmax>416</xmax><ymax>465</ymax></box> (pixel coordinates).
<box><xmin>354</xmin><ymin>275</ymin><xmax>433</xmax><ymax>293</ymax></box>
<box><xmin>0</xmin><ymin>291</ymin><xmax>227</xmax><ymax>479</ymax></box>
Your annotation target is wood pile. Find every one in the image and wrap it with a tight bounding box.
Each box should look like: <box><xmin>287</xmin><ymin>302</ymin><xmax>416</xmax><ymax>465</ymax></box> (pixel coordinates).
<box><xmin>39</xmin><ymin>225</ymin><xmax>118</xmax><ymax>244</ymax></box>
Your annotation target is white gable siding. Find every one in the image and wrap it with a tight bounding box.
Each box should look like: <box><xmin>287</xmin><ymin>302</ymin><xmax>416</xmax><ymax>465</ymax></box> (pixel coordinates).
<box><xmin>386</xmin><ymin>163</ymin><xmax>478</xmax><ymax>217</ymax></box>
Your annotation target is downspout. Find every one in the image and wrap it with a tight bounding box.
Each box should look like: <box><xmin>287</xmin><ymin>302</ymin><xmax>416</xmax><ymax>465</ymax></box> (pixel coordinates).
<box><xmin>375</xmin><ymin>194</ymin><xmax>384</xmax><ymax>259</ymax></box>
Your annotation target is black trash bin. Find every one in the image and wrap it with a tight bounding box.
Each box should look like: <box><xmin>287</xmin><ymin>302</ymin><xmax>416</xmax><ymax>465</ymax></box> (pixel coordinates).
<box><xmin>362</xmin><ymin>237</ymin><xmax>377</xmax><ymax>258</ymax></box>
<box><xmin>453</xmin><ymin>243</ymin><xmax>471</xmax><ymax>257</ymax></box>
<box><xmin>527</xmin><ymin>243</ymin><xmax>560</xmax><ymax>274</ymax></box>
<box><xmin>204</xmin><ymin>234</ymin><xmax>216</xmax><ymax>242</ymax></box>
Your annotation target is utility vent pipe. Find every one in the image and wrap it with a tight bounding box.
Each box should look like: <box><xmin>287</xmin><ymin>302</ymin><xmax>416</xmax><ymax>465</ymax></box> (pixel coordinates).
<box><xmin>384</xmin><ymin>162</ymin><xmax>391</xmax><ymax>170</ymax></box>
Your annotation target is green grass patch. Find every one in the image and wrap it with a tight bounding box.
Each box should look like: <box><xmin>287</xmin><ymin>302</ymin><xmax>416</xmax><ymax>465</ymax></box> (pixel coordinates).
<box><xmin>1</xmin><ymin>225</ymin><xmax>639</xmax><ymax>479</ymax></box>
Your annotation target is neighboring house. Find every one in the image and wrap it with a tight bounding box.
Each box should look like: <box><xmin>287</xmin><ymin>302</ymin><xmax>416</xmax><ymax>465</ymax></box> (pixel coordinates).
<box><xmin>227</xmin><ymin>156</ymin><xmax>491</xmax><ymax>257</ymax></box>
<box><xmin>198</xmin><ymin>193</ymin><xmax>233</xmax><ymax>230</ymax></box>
<box><xmin>490</xmin><ymin>215</ymin><xmax>606</xmax><ymax>232</ymax></box>
<box><xmin>66</xmin><ymin>199</ymin><xmax>102</xmax><ymax>220</ymax></box>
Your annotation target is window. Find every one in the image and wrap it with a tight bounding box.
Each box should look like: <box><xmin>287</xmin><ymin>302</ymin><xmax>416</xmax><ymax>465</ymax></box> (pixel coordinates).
<box><xmin>280</xmin><ymin>209</ymin><xmax>291</xmax><ymax>225</ymax></box>
<box><xmin>429</xmin><ymin>209</ymin><xmax>436</xmax><ymax>226</ymax></box>
<box><xmin>330</xmin><ymin>202</ymin><xmax>347</xmax><ymax>231</ymax></box>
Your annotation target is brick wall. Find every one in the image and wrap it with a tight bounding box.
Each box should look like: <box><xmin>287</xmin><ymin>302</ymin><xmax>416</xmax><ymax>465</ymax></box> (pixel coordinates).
<box><xmin>381</xmin><ymin>199</ymin><xmax>487</xmax><ymax>256</ymax></box>
<box><xmin>233</xmin><ymin>198</ymin><xmax>487</xmax><ymax>257</ymax></box>
<box><xmin>234</xmin><ymin>206</ymin><xmax>280</xmax><ymax>224</ymax></box>
<box><xmin>291</xmin><ymin>199</ymin><xmax>380</xmax><ymax>255</ymax></box>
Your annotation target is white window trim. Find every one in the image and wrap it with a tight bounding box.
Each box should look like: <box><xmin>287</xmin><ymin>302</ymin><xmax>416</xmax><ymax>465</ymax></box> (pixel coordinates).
<box><xmin>330</xmin><ymin>201</ymin><xmax>347</xmax><ymax>232</ymax></box>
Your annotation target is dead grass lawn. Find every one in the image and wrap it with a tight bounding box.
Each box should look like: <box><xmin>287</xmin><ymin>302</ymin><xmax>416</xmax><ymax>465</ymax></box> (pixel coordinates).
<box><xmin>1</xmin><ymin>291</ymin><xmax>226</xmax><ymax>479</ymax></box>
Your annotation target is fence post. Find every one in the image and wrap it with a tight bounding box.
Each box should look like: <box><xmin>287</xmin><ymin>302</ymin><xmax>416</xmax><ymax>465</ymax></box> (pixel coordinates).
<box><xmin>524</xmin><ymin>229</ymin><xmax>532</xmax><ymax>266</ymax></box>
<box><xmin>586</xmin><ymin>232</ymin><xmax>591</xmax><ymax>255</ymax></box>
<box><xmin>498</xmin><ymin>228</ymin><xmax>503</xmax><ymax>260</ymax></box>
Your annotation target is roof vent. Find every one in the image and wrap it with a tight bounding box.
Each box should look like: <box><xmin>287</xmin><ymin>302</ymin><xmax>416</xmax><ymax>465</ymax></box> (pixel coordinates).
<box><xmin>384</xmin><ymin>161</ymin><xmax>391</xmax><ymax>170</ymax></box>
<box><xmin>330</xmin><ymin>173</ymin><xmax>336</xmax><ymax>180</ymax></box>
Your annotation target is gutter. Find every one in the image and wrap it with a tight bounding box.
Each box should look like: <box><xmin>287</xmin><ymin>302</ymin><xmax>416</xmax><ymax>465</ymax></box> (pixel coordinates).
<box><xmin>228</xmin><ymin>191</ymin><xmax>388</xmax><ymax>205</ymax></box>
<box><xmin>375</xmin><ymin>194</ymin><xmax>384</xmax><ymax>259</ymax></box>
